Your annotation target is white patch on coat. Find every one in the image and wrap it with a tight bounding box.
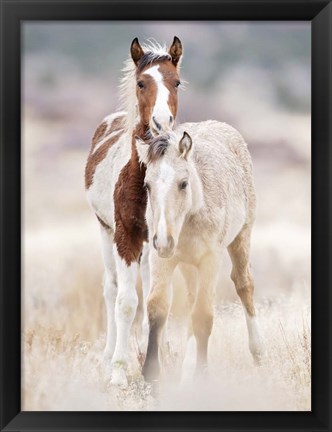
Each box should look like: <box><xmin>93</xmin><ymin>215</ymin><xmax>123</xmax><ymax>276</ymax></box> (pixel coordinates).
<box><xmin>144</xmin><ymin>65</ymin><xmax>172</xmax><ymax>129</ymax></box>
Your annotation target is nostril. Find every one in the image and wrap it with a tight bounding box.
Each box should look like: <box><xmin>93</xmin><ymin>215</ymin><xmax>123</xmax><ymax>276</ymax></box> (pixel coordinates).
<box><xmin>152</xmin><ymin>116</ymin><xmax>162</xmax><ymax>131</ymax></box>
<box><xmin>167</xmin><ymin>235</ymin><xmax>174</xmax><ymax>250</ymax></box>
<box><xmin>153</xmin><ymin>234</ymin><xmax>158</xmax><ymax>250</ymax></box>
<box><xmin>169</xmin><ymin>115</ymin><xmax>174</xmax><ymax>123</ymax></box>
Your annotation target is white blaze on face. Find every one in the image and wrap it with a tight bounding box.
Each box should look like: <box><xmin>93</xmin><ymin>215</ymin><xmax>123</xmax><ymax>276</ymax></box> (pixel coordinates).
<box><xmin>143</xmin><ymin>65</ymin><xmax>172</xmax><ymax>131</ymax></box>
<box><xmin>154</xmin><ymin>161</ymin><xmax>175</xmax><ymax>248</ymax></box>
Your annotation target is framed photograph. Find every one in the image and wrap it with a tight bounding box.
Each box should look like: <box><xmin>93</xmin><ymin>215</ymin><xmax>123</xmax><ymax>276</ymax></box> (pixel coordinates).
<box><xmin>1</xmin><ymin>0</ymin><xmax>331</xmax><ymax>431</ymax></box>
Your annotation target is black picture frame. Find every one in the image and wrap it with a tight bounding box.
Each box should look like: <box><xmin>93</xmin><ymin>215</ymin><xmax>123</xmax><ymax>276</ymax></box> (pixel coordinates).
<box><xmin>1</xmin><ymin>0</ymin><xmax>331</xmax><ymax>431</ymax></box>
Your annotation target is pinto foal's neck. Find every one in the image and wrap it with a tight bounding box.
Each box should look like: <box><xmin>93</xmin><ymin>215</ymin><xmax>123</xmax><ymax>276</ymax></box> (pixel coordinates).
<box><xmin>113</xmin><ymin>121</ymin><xmax>151</xmax><ymax>266</ymax></box>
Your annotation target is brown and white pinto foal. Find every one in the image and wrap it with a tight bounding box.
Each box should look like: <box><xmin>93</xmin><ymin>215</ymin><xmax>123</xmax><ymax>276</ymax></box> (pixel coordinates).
<box><xmin>85</xmin><ymin>37</ymin><xmax>183</xmax><ymax>386</ymax></box>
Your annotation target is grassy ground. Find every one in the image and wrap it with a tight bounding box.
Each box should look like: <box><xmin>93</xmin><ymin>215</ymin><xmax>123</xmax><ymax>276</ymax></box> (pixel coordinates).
<box><xmin>22</xmin><ymin>220</ymin><xmax>311</xmax><ymax>411</ymax></box>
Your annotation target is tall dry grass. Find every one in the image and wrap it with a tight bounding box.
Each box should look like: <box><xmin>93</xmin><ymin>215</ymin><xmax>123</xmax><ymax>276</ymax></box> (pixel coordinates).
<box><xmin>22</xmin><ymin>217</ymin><xmax>311</xmax><ymax>411</ymax></box>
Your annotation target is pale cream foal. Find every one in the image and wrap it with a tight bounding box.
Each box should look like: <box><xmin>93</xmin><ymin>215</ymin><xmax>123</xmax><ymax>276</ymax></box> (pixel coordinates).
<box><xmin>136</xmin><ymin>120</ymin><xmax>265</xmax><ymax>383</ymax></box>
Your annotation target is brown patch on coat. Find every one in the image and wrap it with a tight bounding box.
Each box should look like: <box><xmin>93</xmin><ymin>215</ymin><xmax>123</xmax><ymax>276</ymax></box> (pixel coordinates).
<box><xmin>85</xmin><ymin>129</ymin><xmax>124</xmax><ymax>189</ymax></box>
<box><xmin>110</xmin><ymin>116</ymin><xmax>125</xmax><ymax>134</ymax></box>
<box><xmin>91</xmin><ymin>121</ymin><xmax>107</xmax><ymax>151</ymax></box>
<box><xmin>90</xmin><ymin>115</ymin><xmax>125</xmax><ymax>152</ymax></box>
<box><xmin>113</xmin><ymin>131</ymin><xmax>149</xmax><ymax>266</ymax></box>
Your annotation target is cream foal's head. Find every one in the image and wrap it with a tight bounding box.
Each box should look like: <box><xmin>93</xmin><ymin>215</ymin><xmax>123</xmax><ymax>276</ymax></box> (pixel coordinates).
<box><xmin>137</xmin><ymin>132</ymin><xmax>198</xmax><ymax>258</ymax></box>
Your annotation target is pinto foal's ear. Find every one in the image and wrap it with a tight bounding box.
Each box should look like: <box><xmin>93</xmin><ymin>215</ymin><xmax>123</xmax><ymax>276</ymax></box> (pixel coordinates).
<box><xmin>135</xmin><ymin>136</ymin><xmax>150</xmax><ymax>165</ymax></box>
<box><xmin>179</xmin><ymin>132</ymin><xmax>192</xmax><ymax>159</ymax></box>
<box><xmin>168</xmin><ymin>36</ymin><xmax>183</xmax><ymax>67</ymax></box>
<box><xmin>131</xmin><ymin>38</ymin><xmax>144</xmax><ymax>65</ymax></box>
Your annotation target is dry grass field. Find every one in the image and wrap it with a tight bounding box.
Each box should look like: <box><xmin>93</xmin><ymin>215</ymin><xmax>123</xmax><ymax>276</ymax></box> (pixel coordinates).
<box><xmin>22</xmin><ymin>221</ymin><xmax>310</xmax><ymax>411</ymax></box>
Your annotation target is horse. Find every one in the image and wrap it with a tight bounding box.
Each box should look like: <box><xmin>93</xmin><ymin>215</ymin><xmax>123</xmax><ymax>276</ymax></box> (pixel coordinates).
<box><xmin>135</xmin><ymin>121</ymin><xmax>265</xmax><ymax>383</ymax></box>
<box><xmin>85</xmin><ymin>37</ymin><xmax>183</xmax><ymax>386</ymax></box>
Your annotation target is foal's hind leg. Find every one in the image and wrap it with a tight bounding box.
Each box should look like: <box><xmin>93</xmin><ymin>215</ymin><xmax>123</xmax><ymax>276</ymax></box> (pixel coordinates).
<box><xmin>99</xmin><ymin>226</ymin><xmax>117</xmax><ymax>362</ymax></box>
<box><xmin>227</xmin><ymin>225</ymin><xmax>264</xmax><ymax>363</ymax></box>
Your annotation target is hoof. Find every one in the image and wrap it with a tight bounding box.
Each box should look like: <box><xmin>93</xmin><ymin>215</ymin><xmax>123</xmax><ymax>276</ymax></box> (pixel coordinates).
<box><xmin>111</xmin><ymin>365</ymin><xmax>128</xmax><ymax>387</ymax></box>
<box><xmin>250</xmin><ymin>344</ymin><xmax>266</xmax><ymax>366</ymax></box>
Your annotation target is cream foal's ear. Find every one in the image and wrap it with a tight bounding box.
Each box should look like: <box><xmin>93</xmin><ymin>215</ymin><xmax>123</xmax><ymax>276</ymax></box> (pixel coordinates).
<box><xmin>135</xmin><ymin>136</ymin><xmax>149</xmax><ymax>165</ymax></box>
<box><xmin>179</xmin><ymin>131</ymin><xmax>192</xmax><ymax>159</ymax></box>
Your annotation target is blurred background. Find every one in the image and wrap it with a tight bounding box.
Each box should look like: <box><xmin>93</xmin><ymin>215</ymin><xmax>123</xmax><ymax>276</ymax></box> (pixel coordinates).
<box><xmin>22</xmin><ymin>22</ymin><xmax>311</xmax><ymax>411</ymax></box>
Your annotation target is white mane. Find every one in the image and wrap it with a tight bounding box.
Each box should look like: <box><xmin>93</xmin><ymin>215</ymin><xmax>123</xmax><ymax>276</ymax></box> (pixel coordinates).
<box><xmin>118</xmin><ymin>40</ymin><xmax>171</xmax><ymax>133</ymax></box>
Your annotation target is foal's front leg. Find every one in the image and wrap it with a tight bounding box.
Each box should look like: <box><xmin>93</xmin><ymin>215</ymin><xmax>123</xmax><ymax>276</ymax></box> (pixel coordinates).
<box><xmin>111</xmin><ymin>246</ymin><xmax>139</xmax><ymax>386</ymax></box>
<box><xmin>138</xmin><ymin>242</ymin><xmax>150</xmax><ymax>353</ymax></box>
<box><xmin>142</xmin><ymin>254</ymin><xmax>176</xmax><ymax>383</ymax></box>
<box><xmin>99</xmin><ymin>227</ymin><xmax>118</xmax><ymax>362</ymax></box>
<box><xmin>179</xmin><ymin>263</ymin><xmax>198</xmax><ymax>383</ymax></box>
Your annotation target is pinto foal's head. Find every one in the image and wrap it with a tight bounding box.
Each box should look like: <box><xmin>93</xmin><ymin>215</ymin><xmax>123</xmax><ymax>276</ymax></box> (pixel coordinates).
<box><xmin>130</xmin><ymin>37</ymin><xmax>182</xmax><ymax>136</ymax></box>
<box><xmin>136</xmin><ymin>131</ymin><xmax>196</xmax><ymax>258</ymax></box>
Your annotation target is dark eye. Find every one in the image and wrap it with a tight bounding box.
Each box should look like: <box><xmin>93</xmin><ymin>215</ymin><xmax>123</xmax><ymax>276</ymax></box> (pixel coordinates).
<box><xmin>144</xmin><ymin>182</ymin><xmax>150</xmax><ymax>192</ymax></box>
<box><xmin>137</xmin><ymin>81</ymin><xmax>145</xmax><ymax>89</ymax></box>
<box><xmin>179</xmin><ymin>180</ymin><xmax>188</xmax><ymax>190</ymax></box>
<box><xmin>175</xmin><ymin>80</ymin><xmax>181</xmax><ymax>88</ymax></box>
